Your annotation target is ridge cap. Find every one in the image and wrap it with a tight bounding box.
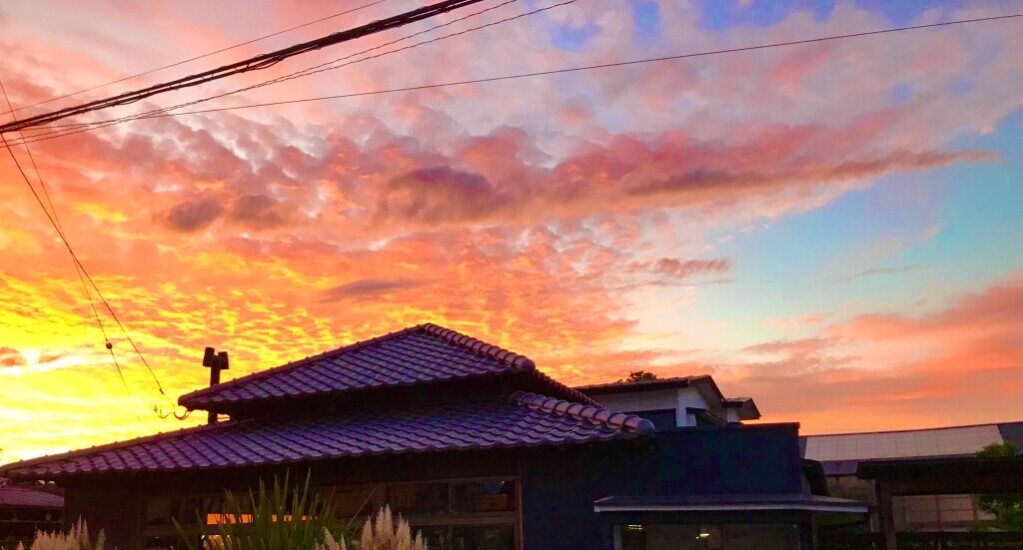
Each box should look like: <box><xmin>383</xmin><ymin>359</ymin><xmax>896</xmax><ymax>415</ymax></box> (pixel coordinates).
<box><xmin>509</xmin><ymin>391</ymin><xmax>655</xmax><ymax>435</ymax></box>
<box><xmin>420</xmin><ymin>323</ymin><xmax>536</xmax><ymax>370</ymax></box>
<box><xmin>178</xmin><ymin>325</ymin><xmax>426</xmax><ymax>407</ymax></box>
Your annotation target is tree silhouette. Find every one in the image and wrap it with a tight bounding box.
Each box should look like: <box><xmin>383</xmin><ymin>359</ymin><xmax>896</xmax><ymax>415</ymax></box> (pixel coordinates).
<box><xmin>618</xmin><ymin>371</ymin><xmax>658</xmax><ymax>383</ymax></box>
<box><xmin>975</xmin><ymin>442</ymin><xmax>1022</xmax><ymax>531</ymax></box>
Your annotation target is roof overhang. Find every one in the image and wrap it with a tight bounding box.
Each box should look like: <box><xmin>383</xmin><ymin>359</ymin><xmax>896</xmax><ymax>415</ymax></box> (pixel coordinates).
<box><xmin>593</xmin><ymin>494</ymin><xmax>868</xmax><ymax>515</ymax></box>
<box><xmin>722</xmin><ymin>397</ymin><xmax>761</xmax><ymax>421</ymax></box>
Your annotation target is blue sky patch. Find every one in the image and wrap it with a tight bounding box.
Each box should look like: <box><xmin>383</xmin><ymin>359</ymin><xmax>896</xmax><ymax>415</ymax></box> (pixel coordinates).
<box><xmin>632</xmin><ymin>1</ymin><xmax>661</xmax><ymax>39</ymax></box>
<box><xmin>551</xmin><ymin>20</ymin><xmax>601</xmax><ymax>51</ymax></box>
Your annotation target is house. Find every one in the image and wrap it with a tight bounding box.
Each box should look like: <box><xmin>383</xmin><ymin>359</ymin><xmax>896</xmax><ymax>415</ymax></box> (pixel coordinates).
<box><xmin>0</xmin><ymin>323</ymin><xmax>865</xmax><ymax>549</ymax></box>
<box><xmin>802</xmin><ymin>422</ymin><xmax>1023</xmax><ymax>549</ymax></box>
<box><xmin>575</xmin><ymin>376</ymin><xmax>761</xmax><ymax>430</ymax></box>
<box><xmin>0</xmin><ymin>479</ymin><xmax>63</xmax><ymax>548</ymax></box>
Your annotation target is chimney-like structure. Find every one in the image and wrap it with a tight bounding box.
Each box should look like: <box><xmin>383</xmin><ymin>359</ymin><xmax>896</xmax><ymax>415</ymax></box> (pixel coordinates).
<box><xmin>202</xmin><ymin>347</ymin><xmax>229</xmax><ymax>424</ymax></box>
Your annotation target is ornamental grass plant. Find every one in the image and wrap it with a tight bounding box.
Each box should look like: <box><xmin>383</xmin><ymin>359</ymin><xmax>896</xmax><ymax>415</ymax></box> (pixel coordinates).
<box><xmin>175</xmin><ymin>472</ymin><xmax>426</xmax><ymax>550</ymax></box>
<box><xmin>313</xmin><ymin>507</ymin><xmax>426</xmax><ymax>550</ymax></box>
<box><xmin>10</xmin><ymin>519</ymin><xmax>105</xmax><ymax>550</ymax></box>
<box><xmin>175</xmin><ymin>472</ymin><xmax>337</xmax><ymax>550</ymax></box>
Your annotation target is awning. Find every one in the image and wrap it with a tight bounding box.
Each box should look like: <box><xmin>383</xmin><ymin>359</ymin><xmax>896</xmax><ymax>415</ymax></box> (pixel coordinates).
<box><xmin>594</xmin><ymin>494</ymin><xmax>867</xmax><ymax>514</ymax></box>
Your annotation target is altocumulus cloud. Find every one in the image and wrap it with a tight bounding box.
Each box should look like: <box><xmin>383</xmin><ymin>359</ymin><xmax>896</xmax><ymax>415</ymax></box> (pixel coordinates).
<box><xmin>164</xmin><ymin>197</ymin><xmax>224</xmax><ymax>232</ymax></box>
<box><xmin>320</xmin><ymin>278</ymin><xmax>427</xmax><ymax>302</ymax></box>
<box><xmin>0</xmin><ymin>347</ymin><xmax>26</xmax><ymax>368</ymax></box>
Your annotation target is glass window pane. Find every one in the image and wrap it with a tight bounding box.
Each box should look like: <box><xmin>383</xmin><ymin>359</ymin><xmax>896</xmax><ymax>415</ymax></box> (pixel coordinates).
<box><xmin>451</xmin><ymin>524</ymin><xmax>515</xmax><ymax>550</ymax></box>
<box><xmin>386</xmin><ymin>482</ymin><xmax>448</xmax><ymax>514</ymax></box>
<box><xmin>621</xmin><ymin>524</ymin><xmax>800</xmax><ymax>550</ymax></box>
<box><xmin>451</xmin><ymin>480</ymin><xmax>516</xmax><ymax>512</ymax></box>
<box><xmin>328</xmin><ymin>486</ymin><xmax>377</xmax><ymax>517</ymax></box>
<box><xmin>415</xmin><ymin>525</ymin><xmax>452</xmax><ymax>549</ymax></box>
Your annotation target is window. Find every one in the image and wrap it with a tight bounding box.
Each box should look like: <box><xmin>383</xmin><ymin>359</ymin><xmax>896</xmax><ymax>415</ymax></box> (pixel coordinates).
<box><xmin>892</xmin><ymin>494</ymin><xmax>995</xmax><ymax>532</ymax></box>
<box><xmin>618</xmin><ymin>524</ymin><xmax>800</xmax><ymax>550</ymax></box>
<box><xmin>328</xmin><ymin>485</ymin><xmax>377</xmax><ymax>517</ymax></box>
<box><xmin>386</xmin><ymin>482</ymin><xmax>449</xmax><ymax>514</ymax></box>
<box><xmin>451</xmin><ymin>480</ymin><xmax>516</xmax><ymax>513</ymax></box>
<box><xmin>143</xmin><ymin>477</ymin><xmax>519</xmax><ymax>550</ymax></box>
<box><xmin>414</xmin><ymin>524</ymin><xmax>515</xmax><ymax>550</ymax></box>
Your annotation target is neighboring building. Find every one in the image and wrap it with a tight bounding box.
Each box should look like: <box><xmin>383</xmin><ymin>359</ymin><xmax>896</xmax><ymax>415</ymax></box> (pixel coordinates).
<box><xmin>802</xmin><ymin>422</ymin><xmax>1023</xmax><ymax>549</ymax></box>
<box><xmin>575</xmin><ymin>376</ymin><xmax>761</xmax><ymax>430</ymax></box>
<box><xmin>0</xmin><ymin>323</ymin><xmax>864</xmax><ymax>550</ymax></box>
<box><xmin>0</xmin><ymin>480</ymin><xmax>63</xmax><ymax>548</ymax></box>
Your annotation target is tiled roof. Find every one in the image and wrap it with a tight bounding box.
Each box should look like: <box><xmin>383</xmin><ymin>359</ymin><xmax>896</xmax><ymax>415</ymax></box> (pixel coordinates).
<box><xmin>1</xmin><ymin>392</ymin><xmax>654</xmax><ymax>479</ymax></box>
<box><xmin>0</xmin><ymin>487</ymin><xmax>63</xmax><ymax>508</ymax></box>
<box><xmin>180</xmin><ymin>323</ymin><xmax>596</xmax><ymax>410</ymax></box>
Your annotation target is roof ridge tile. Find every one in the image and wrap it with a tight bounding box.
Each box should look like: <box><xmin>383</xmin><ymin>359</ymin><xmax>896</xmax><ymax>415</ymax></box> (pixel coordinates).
<box><xmin>178</xmin><ymin>325</ymin><xmax>427</xmax><ymax>406</ymax></box>
<box><xmin>510</xmin><ymin>391</ymin><xmax>655</xmax><ymax>435</ymax></box>
<box><xmin>420</xmin><ymin>323</ymin><xmax>536</xmax><ymax>370</ymax></box>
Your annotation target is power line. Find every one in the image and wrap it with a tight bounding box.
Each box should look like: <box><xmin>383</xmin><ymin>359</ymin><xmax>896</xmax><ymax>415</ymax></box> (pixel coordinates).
<box><xmin>0</xmin><ymin>0</ymin><xmax>392</xmax><ymax>118</ymax></box>
<box><xmin>0</xmin><ymin>79</ymin><xmax>116</xmax><ymax>378</ymax></box>
<box><xmin>4</xmin><ymin>11</ymin><xmax>1019</xmax><ymax>147</ymax></box>
<box><xmin>13</xmin><ymin>0</ymin><xmax>550</xmax><ymax>143</ymax></box>
<box><xmin>0</xmin><ymin>0</ymin><xmax>488</xmax><ymax>134</ymax></box>
<box><xmin>0</xmin><ymin>78</ymin><xmax>175</xmax><ymax>413</ymax></box>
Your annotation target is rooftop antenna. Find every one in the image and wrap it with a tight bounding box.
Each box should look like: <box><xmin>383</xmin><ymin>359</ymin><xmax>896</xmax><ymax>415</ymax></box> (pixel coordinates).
<box><xmin>202</xmin><ymin>347</ymin><xmax>229</xmax><ymax>424</ymax></box>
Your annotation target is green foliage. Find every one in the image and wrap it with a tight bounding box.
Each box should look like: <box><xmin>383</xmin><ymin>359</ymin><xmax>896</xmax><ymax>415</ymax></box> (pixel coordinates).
<box><xmin>175</xmin><ymin>472</ymin><xmax>338</xmax><ymax>550</ymax></box>
<box><xmin>978</xmin><ymin>441</ymin><xmax>1018</xmax><ymax>458</ymax></box>
<box><xmin>975</xmin><ymin>442</ymin><xmax>1023</xmax><ymax>532</ymax></box>
<box><xmin>618</xmin><ymin>371</ymin><xmax>658</xmax><ymax>383</ymax></box>
<box><xmin>13</xmin><ymin>519</ymin><xmax>105</xmax><ymax>550</ymax></box>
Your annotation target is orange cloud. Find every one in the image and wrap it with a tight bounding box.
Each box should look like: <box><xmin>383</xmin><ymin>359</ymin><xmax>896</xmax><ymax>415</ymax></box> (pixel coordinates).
<box><xmin>718</xmin><ymin>277</ymin><xmax>1023</xmax><ymax>433</ymax></box>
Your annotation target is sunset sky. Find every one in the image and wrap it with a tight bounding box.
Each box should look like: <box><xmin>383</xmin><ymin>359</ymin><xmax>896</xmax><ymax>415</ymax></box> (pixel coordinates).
<box><xmin>0</xmin><ymin>0</ymin><xmax>1021</xmax><ymax>463</ymax></box>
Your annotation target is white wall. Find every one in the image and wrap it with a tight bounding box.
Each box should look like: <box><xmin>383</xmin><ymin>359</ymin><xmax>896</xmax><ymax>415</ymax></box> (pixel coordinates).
<box><xmin>592</xmin><ymin>388</ymin><xmax>678</xmax><ymax>418</ymax></box>
<box><xmin>676</xmin><ymin>387</ymin><xmax>712</xmax><ymax>427</ymax></box>
<box><xmin>591</xmin><ymin>385</ymin><xmax>717</xmax><ymax>428</ymax></box>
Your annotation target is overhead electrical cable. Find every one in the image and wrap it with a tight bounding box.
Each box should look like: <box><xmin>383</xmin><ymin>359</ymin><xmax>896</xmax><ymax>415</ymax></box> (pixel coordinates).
<box><xmin>9</xmin><ymin>0</ymin><xmax>554</xmax><ymax>144</ymax></box>
<box><xmin>0</xmin><ymin>0</ymin><xmax>392</xmax><ymax>118</ymax></box>
<box><xmin>0</xmin><ymin>83</ymin><xmax>109</xmax><ymax>354</ymax></box>
<box><xmin>0</xmin><ymin>78</ymin><xmax>179</xmax><ymax>417</ymax></box>
<box><xmin>0</xmin><ymin>80</ymin><xmax>127</xmax><ymax>392</ymax></box>
<box><xmin>0</xmin><ymin>0</ymin><xmax>489</xmax><ymax>134</ymax></box>
<box><xmin>35</xmin><ymin>0</ymin><xmax>524</xmax><ymax>133</ymax></box>
<box><xmin>2</xmin><ymin>11</ymin><xmax>1018</xmax><ymax>148</ymax></box>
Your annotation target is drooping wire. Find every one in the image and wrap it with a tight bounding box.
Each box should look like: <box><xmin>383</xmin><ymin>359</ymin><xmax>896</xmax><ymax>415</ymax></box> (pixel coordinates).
<box><xmin>0</xmin><ymin>82</ymin><xmax>112</xmax><ymax>362</ymax></box>
<box><xmin>0</xmin><ymin>78</ymin><xmax>183</xmax><ymax>419</ymax></box>
<box><xmin>8</xmin><ymin>0</ymin><xmax>537</xmax><ymax>143</ymax></box>
<box><xmin>3</xmin><ymin>11</ymin><xmax>1019</xmax><ymax>147</ymax></box>
<box><xmin>0</xmin><ymin>0</ymin><xmax>488</xmax><ymax>134</ymax></box>
<box><xmin>0</xmin><ymin>0</ymin><xmax>392</xmax><ymax>118</ymax></box>
<box><xmin>0</xmin><ymin>81</ymin><xmax>131</xmax><ymax>394</ymax></box>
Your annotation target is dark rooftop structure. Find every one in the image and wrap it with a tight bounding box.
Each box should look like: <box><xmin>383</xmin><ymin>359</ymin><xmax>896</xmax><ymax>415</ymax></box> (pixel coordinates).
<box><xmin>0</xmin><ymin>482</ymin><xmax>63</xmax><ymax>548</ymax></box>
<box><xmin>5</xmin><ymin>391</ymin><xmax>651</xmax><ymax>479</ymax></box>
<box><xmin>801</xmin><ymin>421</ymin><xmax>1023</xmax><ymax>549</ymax></box>
<box><xmin>2</xmin><ymin>323</ymin><xmax>860</xmax><ymax>550</ymax></box>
